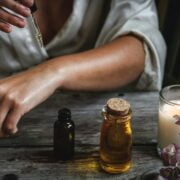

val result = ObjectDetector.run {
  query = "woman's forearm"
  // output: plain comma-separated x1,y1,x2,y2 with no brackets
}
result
0,35,145,136
48,35,145,91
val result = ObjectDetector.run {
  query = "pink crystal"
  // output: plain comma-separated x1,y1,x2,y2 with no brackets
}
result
161,144,180,166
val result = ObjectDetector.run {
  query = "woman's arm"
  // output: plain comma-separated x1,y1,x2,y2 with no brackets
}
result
0,35,144,137
50,35,145,91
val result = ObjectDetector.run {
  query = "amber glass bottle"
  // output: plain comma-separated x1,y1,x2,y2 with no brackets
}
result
54,108,75,160
100,98,132,174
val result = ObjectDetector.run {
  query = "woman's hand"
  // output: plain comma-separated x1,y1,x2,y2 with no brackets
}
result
0,62,61,137
0,0,34,32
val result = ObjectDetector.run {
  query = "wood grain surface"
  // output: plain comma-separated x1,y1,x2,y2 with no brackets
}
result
0,91,162,180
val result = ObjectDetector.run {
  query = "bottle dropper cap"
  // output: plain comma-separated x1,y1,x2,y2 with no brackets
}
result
58,108,71,121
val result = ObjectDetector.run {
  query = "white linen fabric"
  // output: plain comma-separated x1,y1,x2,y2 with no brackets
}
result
0,0,166,90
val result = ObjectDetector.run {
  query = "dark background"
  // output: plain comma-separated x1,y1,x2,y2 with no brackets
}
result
157,0,180,86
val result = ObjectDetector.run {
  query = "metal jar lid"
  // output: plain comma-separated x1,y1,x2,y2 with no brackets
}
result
106,98,130,116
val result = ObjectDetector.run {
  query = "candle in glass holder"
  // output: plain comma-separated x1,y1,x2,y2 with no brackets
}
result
158,100,180,149
158,85,180,150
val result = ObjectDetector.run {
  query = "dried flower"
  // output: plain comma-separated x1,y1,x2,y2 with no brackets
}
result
174,115,180,125
155,166,180,180
161,144,180,166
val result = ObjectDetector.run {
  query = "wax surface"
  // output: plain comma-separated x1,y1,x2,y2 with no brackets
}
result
158,100,180,149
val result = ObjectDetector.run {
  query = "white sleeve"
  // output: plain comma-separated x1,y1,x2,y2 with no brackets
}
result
95,0,166,90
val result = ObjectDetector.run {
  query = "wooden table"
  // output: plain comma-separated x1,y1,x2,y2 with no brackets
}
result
0,91,163,180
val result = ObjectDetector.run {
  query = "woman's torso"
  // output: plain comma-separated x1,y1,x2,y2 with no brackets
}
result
0,0,106,78
34,0,74,46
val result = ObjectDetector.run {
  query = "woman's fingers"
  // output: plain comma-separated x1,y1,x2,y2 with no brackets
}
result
0,95,12,134
0,8,26,29
0,0,31,17
19,0,34,8
2,108,20,136
0,0,32,32
0,91,22,137
0,20,11,32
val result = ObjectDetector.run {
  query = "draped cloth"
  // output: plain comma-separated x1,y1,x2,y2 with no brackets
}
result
0,0,166,90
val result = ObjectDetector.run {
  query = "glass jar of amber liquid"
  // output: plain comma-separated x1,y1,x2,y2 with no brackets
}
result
100,98,132,174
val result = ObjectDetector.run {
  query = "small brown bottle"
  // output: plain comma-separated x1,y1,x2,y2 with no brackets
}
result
54,108,75,160
100,98,132,173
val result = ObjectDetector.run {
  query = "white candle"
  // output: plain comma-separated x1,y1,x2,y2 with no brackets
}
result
158,100,180,149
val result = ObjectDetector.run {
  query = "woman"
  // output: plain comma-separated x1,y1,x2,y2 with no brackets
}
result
0,0,166,136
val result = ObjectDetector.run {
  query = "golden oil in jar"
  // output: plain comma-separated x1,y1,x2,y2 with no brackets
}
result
100,98,132,174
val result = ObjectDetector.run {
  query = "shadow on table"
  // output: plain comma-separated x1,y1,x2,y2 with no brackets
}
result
134,145,160,159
